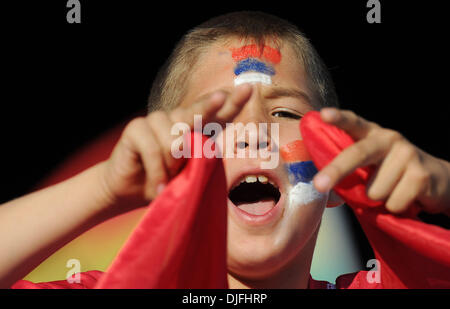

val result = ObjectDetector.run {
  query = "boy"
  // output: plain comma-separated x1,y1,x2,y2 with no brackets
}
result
1,11,449,289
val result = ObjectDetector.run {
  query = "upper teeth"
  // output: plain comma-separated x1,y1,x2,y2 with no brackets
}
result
258,175,269,183
245,175,257,183
242,175,269,184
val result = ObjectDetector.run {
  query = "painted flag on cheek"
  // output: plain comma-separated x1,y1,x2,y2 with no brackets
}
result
300,111,450,288
280,140,318,185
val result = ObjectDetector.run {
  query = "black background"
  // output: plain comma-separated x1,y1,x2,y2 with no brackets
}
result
1,1,449,262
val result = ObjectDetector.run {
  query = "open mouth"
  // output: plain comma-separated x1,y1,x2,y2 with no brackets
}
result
228,175,281,216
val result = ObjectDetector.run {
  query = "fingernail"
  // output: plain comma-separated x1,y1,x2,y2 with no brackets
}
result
212,92,226,102
156,183,166,195
315,174,331,192
322,108,338,121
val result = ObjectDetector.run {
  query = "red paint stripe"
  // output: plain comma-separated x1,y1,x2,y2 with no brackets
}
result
280,140,312,162
231,44,281,64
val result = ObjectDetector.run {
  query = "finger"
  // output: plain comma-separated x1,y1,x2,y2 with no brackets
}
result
385,162,430,214
366,141,413,201
169,90,228,126
313,129,401,192
213,83,253,124
123,118,169,197
146,111,185,177
320,108,379,140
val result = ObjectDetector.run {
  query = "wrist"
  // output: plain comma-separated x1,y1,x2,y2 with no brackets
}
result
92,161,121,213
92,161,143,217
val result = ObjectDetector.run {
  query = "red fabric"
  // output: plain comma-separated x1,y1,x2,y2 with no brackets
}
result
11,270,103,289
11,111,450,289
94,133,228,288
300,111,450,288
12,132,228,289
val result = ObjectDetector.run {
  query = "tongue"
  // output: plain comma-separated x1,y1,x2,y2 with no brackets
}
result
237,199,276,215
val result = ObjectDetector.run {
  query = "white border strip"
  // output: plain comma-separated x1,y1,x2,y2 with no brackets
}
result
234,72,272,86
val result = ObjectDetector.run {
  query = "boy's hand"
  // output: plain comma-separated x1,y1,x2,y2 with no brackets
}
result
99,84,253,209
313,108,450,216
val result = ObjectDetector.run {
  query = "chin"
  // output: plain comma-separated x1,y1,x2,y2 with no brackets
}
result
226,229,304,280
226,204,324,281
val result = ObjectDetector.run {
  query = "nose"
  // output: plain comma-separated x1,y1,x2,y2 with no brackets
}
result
231,85,273,155
236,139,270,151
229,124,273,160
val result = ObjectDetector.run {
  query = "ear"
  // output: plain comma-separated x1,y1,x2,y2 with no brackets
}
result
326,190,345,208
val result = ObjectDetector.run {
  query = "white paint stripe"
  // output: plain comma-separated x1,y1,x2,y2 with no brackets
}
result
274,182,328,247
234,72,272,86
288,181,326,207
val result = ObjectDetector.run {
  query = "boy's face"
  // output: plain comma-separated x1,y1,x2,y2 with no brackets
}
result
180,38,329,280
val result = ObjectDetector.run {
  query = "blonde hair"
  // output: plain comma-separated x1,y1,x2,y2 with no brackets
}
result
148,11,338,112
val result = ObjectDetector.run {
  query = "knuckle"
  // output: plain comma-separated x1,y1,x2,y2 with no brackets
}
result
340,110,355,123
399,142,417,161
125,117,145,133
386,200,403,214
169,107,187,123
385,195,410,214
385,199,396,212
367,120,380,129
414,167,431,185
351,143,370,163
342,109,356,118
383,129,403,144
367,186,383,201
353,114,365,128
366,187,376,200
122,118,145,141
147,110,167,124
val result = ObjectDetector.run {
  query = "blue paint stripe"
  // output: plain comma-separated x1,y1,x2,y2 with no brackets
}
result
286,161,318,184
234,58,275,76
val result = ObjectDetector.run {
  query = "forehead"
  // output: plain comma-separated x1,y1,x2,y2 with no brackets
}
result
181,38,311,105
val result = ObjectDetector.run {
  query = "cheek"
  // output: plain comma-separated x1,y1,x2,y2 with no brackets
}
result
286,182,328,228
287,182,327,211
274,184,327,247
278,121,303,147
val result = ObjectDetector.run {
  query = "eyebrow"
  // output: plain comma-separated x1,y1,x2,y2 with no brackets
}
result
194,86,314,108
263,87,312,106
195,88,233,103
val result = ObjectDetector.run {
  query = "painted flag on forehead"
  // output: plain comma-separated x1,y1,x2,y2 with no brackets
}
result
300,111,450,288
231,44,280,86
